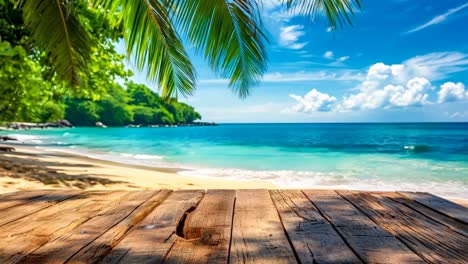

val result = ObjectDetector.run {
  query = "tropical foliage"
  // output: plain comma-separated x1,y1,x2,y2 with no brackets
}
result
65,82,201,126
1,0,360,124
15,0,361,98
0,0,200,125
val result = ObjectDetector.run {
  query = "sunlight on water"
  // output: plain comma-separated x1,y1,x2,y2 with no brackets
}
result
3,123,468,198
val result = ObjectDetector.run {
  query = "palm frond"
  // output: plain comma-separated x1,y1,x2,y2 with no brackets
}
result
172,0,268,98
284,0,361,30
20,0,92,86
93,0,195,98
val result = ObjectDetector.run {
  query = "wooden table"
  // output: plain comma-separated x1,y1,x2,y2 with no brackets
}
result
0,189,466,263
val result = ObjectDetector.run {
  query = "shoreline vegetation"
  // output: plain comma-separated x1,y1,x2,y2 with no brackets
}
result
0,121,217,130
0,81,207,129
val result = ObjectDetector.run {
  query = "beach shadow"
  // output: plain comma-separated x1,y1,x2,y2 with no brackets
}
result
0,157,127,190
2,150,95,168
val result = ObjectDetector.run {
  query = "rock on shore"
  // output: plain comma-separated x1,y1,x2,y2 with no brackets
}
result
5,120,74,129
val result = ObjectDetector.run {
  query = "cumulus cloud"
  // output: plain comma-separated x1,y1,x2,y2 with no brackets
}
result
289,89,337,113
279,25,307,49
438,82,468,103
338,77,431,111
287,52,468,114
323,51,334,59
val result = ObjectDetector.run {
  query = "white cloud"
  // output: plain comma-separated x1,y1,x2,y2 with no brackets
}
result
289,89,337,113
263,70,364,82
326,27,333,32
338,56,350,62
279,25,307,49
286,52,468,113
449,111,468,119
406,3,468,34
289,43,307,50
259,0,282,10
438,82,468,103
403,52,468,80
338,77,431,111
199,70,364,84
387,77,431,107
323,51,334,59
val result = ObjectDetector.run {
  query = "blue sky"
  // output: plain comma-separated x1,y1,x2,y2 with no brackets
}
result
125,0,468,123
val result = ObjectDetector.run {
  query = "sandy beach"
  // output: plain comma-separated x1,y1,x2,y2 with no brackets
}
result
0,144,275,193
0,143,467,207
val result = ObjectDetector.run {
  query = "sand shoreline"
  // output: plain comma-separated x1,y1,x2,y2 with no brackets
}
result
0,143,467,207
0,144,276,193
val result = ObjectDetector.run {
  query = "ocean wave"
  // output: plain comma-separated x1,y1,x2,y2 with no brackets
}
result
403,145,432,153
178,167,468,199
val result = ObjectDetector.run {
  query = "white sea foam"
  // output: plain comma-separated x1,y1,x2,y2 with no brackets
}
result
178,167,468,199
37,146,173,169
133,154,163,160
8,132,467,200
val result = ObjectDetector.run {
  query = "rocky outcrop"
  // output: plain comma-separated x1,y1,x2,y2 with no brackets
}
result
95,122,108,128
56,119,73,127
6,120,74,129
1,136,17,141
125,122,218,128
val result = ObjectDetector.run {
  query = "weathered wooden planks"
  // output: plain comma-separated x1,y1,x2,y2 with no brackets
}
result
270,190,361,264
0,190,81,227
339,190,468,263
305,190,424,263
0,191,128,264
0,190,53,210
66,189,172,263
388,192,468,237
398,191,468,224
100,190,204,264
230,189,297,264
0,189,465,263
163,190,236,264
20,190,168,264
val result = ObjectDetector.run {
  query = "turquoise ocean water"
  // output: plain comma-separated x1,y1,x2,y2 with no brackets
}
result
2,123,468,198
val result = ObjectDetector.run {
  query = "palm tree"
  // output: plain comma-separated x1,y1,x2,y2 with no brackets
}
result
19,0,360,98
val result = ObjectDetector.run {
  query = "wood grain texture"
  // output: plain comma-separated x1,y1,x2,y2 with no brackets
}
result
270,190,361,264
0,189,465,263
388,192,468,237
0,191,127,264
0,190,81,227
20,190,163,264
398,191,468,224
305,190,424,263
100,190,204,264
163,190,235,264
339,190,468,264
0,190,53,210
230,189,297,264
67,189,172,264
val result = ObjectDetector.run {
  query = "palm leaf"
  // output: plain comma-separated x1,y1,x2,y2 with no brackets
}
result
172,0,268,98
93,0,195,98
284,0,361,30
20,0,92,86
